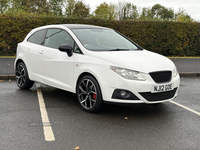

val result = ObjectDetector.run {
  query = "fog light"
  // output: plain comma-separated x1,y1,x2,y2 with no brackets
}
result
120,91,130,98
112,89,140,100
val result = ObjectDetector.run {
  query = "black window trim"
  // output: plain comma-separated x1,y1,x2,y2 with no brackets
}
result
73,43,83,55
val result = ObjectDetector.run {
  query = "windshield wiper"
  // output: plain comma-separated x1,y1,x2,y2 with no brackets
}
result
109,48,129,51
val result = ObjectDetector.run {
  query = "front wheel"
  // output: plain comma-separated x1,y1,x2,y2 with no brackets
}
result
15,62,34,89
76,75,104,113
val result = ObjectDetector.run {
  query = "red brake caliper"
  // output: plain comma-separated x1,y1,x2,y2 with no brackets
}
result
93,93,96,100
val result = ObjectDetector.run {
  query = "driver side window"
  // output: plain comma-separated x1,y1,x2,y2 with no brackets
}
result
44,28,74,49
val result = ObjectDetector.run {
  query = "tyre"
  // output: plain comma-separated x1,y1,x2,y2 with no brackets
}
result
76,75,104,113
15,62,34,89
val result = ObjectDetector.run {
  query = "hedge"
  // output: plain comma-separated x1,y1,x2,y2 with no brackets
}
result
0,14,200,56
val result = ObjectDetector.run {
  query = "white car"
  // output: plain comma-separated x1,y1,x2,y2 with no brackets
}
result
15,24,180,112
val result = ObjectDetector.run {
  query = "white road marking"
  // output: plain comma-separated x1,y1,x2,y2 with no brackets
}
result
170,101,200,116
36,84,55,141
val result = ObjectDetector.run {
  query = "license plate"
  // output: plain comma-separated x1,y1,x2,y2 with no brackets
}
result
151,83,174,93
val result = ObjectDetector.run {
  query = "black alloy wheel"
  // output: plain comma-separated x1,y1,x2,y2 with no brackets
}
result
77,75,104,113
16,62,34,89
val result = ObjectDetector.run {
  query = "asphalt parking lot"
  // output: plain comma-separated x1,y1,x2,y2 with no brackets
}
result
0,78,200,150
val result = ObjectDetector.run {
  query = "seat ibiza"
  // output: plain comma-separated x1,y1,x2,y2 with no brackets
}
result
15,24,180,112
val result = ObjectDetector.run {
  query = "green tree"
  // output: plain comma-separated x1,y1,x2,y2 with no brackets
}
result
139,7,152,20
108,3,117,20
49,0,63,16
0,0,9,13
8,0,52,15
151,4,174,20
72,1,90,18
159,7,174,20
117,1,139,20
122,2,132,20
10,0,27,10
131,5,139,20
175,8,193,22
94,2,117,20
30,0,51,14
65,0,75,17
151,4,163,18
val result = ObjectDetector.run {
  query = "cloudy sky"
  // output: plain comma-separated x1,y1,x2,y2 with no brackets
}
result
84,0,200,21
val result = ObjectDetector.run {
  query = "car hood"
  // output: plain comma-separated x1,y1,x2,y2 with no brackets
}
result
89,50,175,73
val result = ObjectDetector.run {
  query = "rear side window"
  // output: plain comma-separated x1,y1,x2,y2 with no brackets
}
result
27,29,46,45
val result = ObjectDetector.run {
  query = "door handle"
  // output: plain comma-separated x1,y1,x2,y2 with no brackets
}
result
39,50,44,54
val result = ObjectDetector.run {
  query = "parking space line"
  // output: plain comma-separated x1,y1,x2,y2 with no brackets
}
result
170,101,200,116
36,85,55,141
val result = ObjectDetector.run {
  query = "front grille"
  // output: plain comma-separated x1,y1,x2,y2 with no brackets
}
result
149,71,172,83
139,88,177,102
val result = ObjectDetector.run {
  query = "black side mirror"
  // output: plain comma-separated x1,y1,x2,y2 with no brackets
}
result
58,44,73,57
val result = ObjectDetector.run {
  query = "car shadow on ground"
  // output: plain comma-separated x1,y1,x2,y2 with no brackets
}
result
39,85,171,119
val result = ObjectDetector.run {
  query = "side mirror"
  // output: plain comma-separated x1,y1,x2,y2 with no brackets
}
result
58,44,73,57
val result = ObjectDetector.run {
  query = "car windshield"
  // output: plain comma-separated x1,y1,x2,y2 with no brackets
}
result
71,28,140,51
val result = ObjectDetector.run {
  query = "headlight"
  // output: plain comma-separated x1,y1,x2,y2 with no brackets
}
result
173,67,178,77
110,66,146,81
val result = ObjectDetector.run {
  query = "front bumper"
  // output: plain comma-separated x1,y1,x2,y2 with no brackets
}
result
98,70,180,104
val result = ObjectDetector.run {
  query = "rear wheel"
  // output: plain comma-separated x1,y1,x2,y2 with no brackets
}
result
77,75,104,113
16,62,34,89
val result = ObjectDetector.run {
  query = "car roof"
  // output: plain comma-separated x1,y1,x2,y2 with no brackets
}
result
34,24,112,30
63,24,111,30
24,24,113,42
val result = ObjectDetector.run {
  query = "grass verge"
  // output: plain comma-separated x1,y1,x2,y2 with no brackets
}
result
0,56,16,58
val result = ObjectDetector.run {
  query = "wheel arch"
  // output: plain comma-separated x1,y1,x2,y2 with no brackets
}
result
75,72,105,112
15,59,24,69
75,72,102,95
15,59,31,79
15,59,34,89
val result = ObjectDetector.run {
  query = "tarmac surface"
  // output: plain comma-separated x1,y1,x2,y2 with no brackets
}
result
0,58,200,149
1,78,200,149
0,58,200,80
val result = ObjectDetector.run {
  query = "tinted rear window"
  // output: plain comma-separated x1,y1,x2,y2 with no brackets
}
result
27,29,46,45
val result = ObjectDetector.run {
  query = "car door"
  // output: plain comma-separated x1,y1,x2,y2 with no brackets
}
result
38,28,76,92
26,29,46,81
